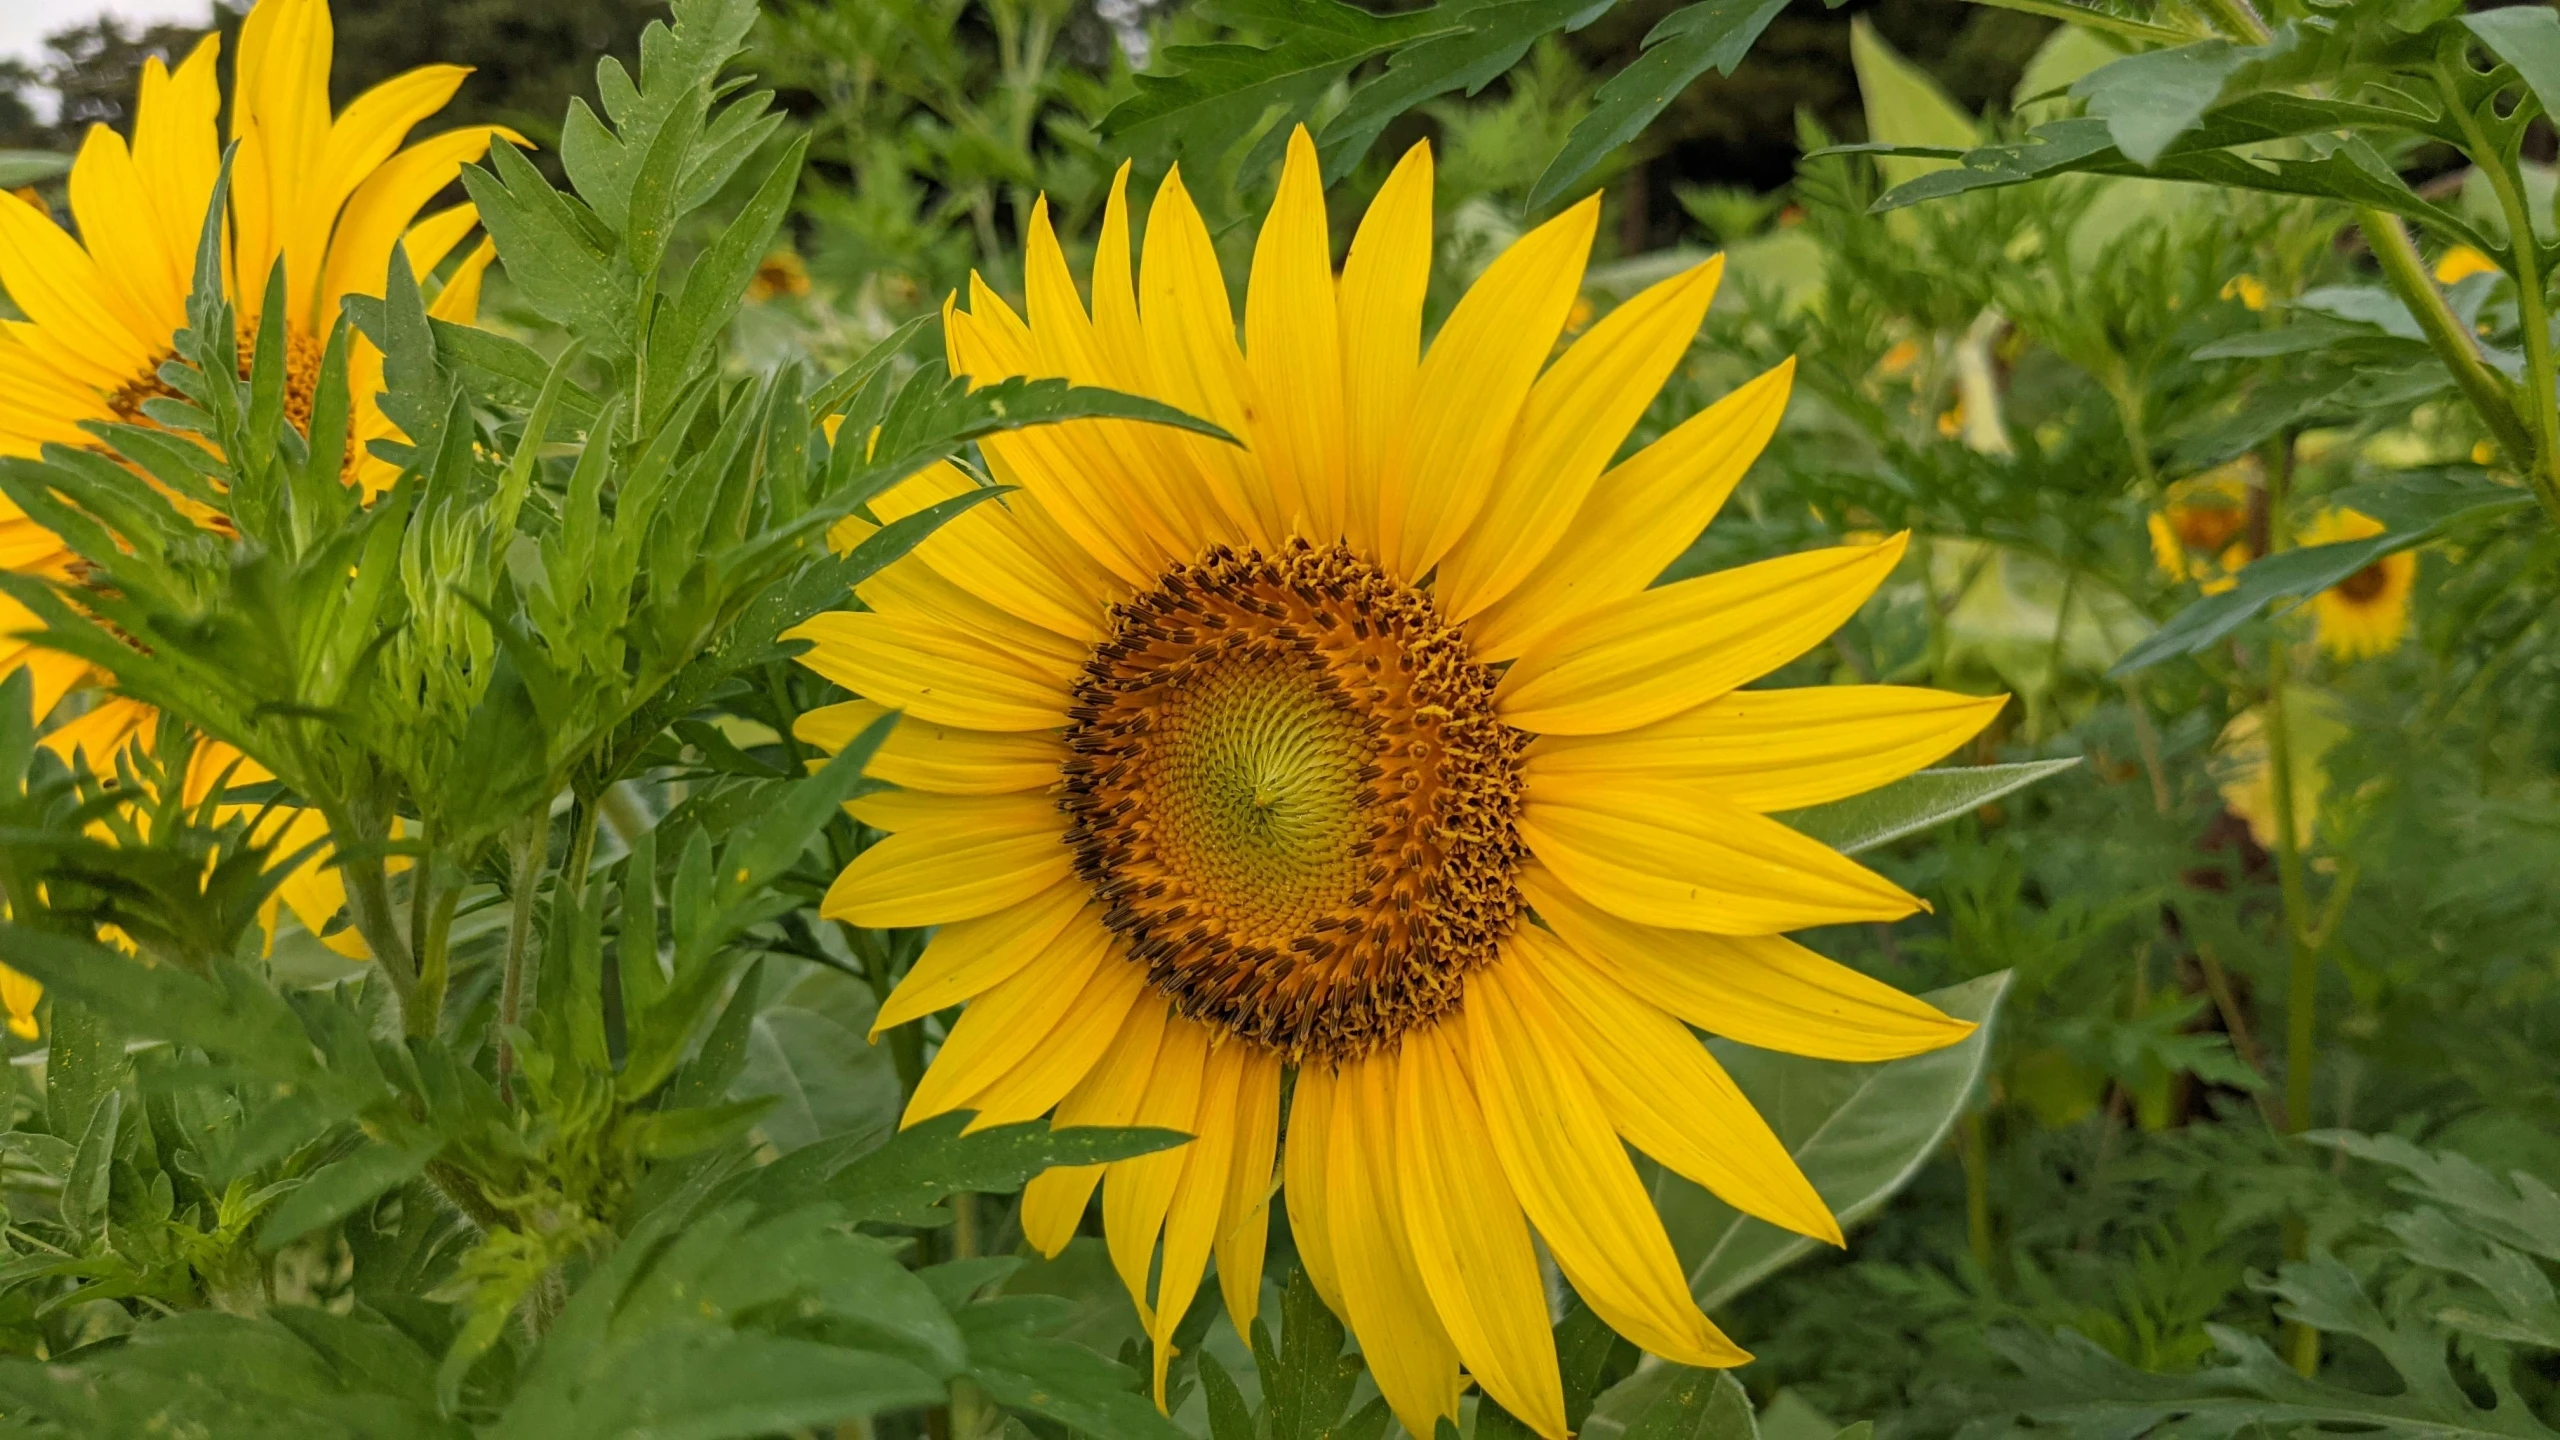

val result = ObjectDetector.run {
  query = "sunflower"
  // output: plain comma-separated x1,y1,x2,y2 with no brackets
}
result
0,0,511,976
2148,463,2256,594
790,130,1994,1440
2302,508,2414,660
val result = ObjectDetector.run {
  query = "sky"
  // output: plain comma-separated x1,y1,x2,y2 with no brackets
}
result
3,0,216,108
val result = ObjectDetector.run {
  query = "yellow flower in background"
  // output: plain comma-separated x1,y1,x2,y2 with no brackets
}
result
2303,508,2414,660
0,963,39,1040
746,248,811,303
789,128,1993,1440
2435,245,2499,284
2220,274,2267,310
2150,464,2255,594
2217,686,2347,851
0,0,514,958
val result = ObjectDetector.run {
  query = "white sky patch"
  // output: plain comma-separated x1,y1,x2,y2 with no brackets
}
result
3,0,218,122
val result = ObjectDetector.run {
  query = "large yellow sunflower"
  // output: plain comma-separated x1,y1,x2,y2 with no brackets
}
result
2302,507,2414,661
0,0,509,972
790,130,1996,1439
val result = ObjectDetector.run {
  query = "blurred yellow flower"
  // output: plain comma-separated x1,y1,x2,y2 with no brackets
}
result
2303,508,2414,660
2150,464,2255,593
2220,274,2267,310
0,963,39,1040
2217,687,2346,851
745,248,811,302
2435,246,2498,284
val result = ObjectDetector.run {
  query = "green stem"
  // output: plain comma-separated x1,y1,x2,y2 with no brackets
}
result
2198,0,2269,43
408,865,460,1042
2357,208,2545,508
495,813,547,1096
563,795,605,911
2438,68,2560,522
322,793,415,1013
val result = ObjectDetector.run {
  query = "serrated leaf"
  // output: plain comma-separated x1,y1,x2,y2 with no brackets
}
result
1783,761,2079,856
2466,8,2560,132
2070,40,2254,167
1319,0,1600,185
1584,1367,1757,1440
823,1115,1192,1227
967,1311,1191,1440
1532,0,1788,210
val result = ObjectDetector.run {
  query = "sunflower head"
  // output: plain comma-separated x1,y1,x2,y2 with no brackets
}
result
2304,507,2414,660
2151,463,2256,591
791,127,1999,1440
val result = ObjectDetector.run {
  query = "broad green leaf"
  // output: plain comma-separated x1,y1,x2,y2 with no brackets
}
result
1647,972,2011,1313
1257,1266,1364,1440
44,995,123,1145
966,1309,1192,1440
823,1114,1192,1226
735,992,901,1157
2109,486,2529,676
59,1088,121,1242
1584,1366,1758,1440
2070,40,2252,166
1532,0,1790,211
1784,760,2079,856
1850,18,1978,192
1319,0,1598,186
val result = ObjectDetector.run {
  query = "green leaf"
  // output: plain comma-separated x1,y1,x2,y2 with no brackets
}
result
0,151,69,189
2070,40,2253,167
1646,972,2011,1314
2109,488,2528,677
1199,1349,1257,1440
1850,17,1978,191
1319,0,1599,186
59,1088,121,1242
1100,0,1452,198
1783,760,2079,856
558,0,760,231
1532,0,1789,210
2465,8,2560,132
258,1134,445,1251
966,1312,1191,1440
715,708,895,905
822,1115,1192,1226
1584,1367,1758,1440
1258,1267,1364,1440
735,988,901,1157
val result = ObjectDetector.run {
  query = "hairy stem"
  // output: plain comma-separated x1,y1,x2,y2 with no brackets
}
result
2357,209,2546,511
2439,68,2560,523
495,812,548,1097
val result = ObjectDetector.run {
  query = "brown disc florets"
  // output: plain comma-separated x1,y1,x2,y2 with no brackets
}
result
1059,539,1527,1061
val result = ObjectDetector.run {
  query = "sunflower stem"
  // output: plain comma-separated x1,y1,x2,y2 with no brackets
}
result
2356,208,2548,517
2438,67,2560,523
495,811,548,1099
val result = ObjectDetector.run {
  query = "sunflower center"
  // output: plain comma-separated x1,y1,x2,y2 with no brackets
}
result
1060,540,1527,1060
2334,562,2387,603
108,329,330,440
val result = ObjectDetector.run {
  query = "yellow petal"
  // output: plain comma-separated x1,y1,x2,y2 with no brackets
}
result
958,948,1150,1132
232,0,335,313
844,788,1053,835
401,202,482,279
1398,1024,1567,1440
795,700,1064,797
308,65,472,307
1104,1017,1210,1331
1472,360,1795,662
67,126,186,354
1520,783,1920,934
1336,140,1432,560
0,963,41,1040
1023,997,1171,1256
1497,535,1909,736
1139,166,1282,548
872,877,1088,1035
128,41,223,309
1327,1051,1464,1438
1437,256,1724,623
1378,195,1599,583
1525,685,2003,811
425,237,497,323
1523,864,1975,1062
1462,959,1749,1369
1150,1041,1247,1405
1282,1062,1347,1314
0,190,155,377
903,907,1113,1125
1514,927,1839,1245
872,461,1116,643
820,802,1071,929
1246,127,1348,541
1215,1049,1282,1334
787,610,1073,733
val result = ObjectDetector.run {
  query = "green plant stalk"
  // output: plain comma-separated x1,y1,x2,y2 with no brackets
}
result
495,813,547,1095
2198,0,2269,44
2356,209,2548,515
408,869,461,1041
323,792,416,1014
2439,75,2560,521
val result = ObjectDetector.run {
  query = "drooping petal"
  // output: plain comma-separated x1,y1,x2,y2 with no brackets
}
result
1436,255,1724,623
1471,360,1795,662
871,877,1088,1035
1282,1062,1347,1314
1376,195,1599,584
1398,1023,1567,1440
1214,1048,1282,1333
1326,1051,1464,1439
1496,535,1909,736
1335,140,1431,560
902,906,1113,1124
1246,127,1348,542
1103,1017,1211,1330
1461,958,1749,1369
1524,685,2003,811
1523,864,1975,1061
1022,997,1170,1256
787,610,1075,733
1520,782,1920,934
1149,1040,1247,1404
1513,926,1840,1245
955,950,1150,1131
